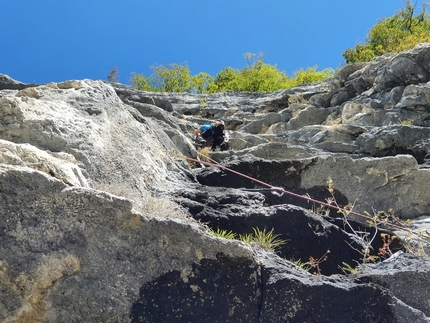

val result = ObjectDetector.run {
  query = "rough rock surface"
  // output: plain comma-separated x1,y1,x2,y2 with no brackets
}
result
1,43,430,322
357,252,430,317
195,153,430,219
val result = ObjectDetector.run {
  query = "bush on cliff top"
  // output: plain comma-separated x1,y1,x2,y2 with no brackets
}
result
130,53,334,94
124,1,429,93
343,0,430,63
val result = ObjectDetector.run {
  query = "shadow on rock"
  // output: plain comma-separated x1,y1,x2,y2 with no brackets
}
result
130,253,261,323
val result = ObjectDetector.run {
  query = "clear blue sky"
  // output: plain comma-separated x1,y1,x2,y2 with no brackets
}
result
0,0,426,85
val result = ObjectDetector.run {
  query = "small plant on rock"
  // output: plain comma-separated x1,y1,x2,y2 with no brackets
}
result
107,66,120,83
196,97,209,117
208,226,286,253
378,233,396,258
288,94,308,105
238,233,254,244
198,147,212,162
209,228,237,240
250,227,287,252
293,259,312,272
339,262,358,275
291,250,330,275
307,250,330,275
403,229,430,256
400,119,413,125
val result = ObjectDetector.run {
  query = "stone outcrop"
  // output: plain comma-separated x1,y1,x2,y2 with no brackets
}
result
1,43,430,322
195,153,430,219
0,164,254,322
0,74,33,91
356,252,430,318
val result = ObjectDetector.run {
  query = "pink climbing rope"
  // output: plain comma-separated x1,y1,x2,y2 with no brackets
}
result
185,156,430,241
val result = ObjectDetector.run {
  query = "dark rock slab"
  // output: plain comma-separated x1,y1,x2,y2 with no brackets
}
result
356,252,430,317
130,253,261,323
0,74,36,90
173,184,401,276
259,253,429,323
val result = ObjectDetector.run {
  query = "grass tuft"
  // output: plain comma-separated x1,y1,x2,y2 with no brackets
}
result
209,228,237,240
248,227,287,252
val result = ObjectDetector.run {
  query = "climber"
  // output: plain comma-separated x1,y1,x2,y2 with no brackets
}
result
195,120,229,151
194,123,212,146
194,123,212,137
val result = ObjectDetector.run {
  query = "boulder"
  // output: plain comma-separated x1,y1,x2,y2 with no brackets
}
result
176,189,378,276
227,131,270,150
220,142,324,160
112,83,173,112
373,44,430,92
285,105,335,131
396,83,430,112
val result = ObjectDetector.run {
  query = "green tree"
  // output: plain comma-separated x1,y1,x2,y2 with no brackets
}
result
150,63,192,92
284,66,335,88
206,53,333,93
207,53,289,93
130,73,154,91
131,54,334,93
207,66,241,93
343,1,430,63
342,44,377,64
131,62,192,92
191,72,215,94
239,53,289,92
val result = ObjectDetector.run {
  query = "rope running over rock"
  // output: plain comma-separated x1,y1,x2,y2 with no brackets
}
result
185,156,430,241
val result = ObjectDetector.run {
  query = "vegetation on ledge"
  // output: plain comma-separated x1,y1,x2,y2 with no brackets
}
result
107,1,430,93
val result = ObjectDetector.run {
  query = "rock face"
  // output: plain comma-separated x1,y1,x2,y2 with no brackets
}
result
1,43,430,322
0,164,254,322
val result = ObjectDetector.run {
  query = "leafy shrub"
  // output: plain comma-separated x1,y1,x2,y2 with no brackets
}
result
152,63,193,92
206,66,240,93
130,73,154,91
131,62,193,92
191,72,215,94
207,53,333,93
130,53,334,94
284,66,335,88
343,1,430,63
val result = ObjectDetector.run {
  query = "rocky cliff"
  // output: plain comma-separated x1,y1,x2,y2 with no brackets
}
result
1,44,430,322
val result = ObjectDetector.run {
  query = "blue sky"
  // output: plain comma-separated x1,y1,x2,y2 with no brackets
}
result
1,0,426,85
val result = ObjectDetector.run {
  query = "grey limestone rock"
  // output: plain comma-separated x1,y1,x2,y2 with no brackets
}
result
356,252,430,317
0,163,256,323
259,252,429,323
2,44,430,322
